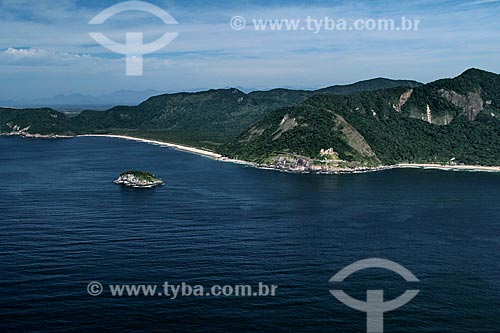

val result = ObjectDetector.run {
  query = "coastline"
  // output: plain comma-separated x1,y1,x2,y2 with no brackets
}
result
78,134,224,159
396,163,500,173
78,134,500,174
78,134,260,168
0,132,74,139
3,133,500,174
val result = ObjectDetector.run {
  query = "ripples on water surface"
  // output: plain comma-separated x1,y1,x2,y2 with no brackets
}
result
0,136,499,332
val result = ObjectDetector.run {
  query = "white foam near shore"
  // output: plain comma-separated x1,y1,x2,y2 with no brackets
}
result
396,163,500,173
75,135,500,174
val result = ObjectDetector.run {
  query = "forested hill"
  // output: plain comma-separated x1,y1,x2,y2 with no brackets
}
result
1,69,499,166
223,68,500,166
0,78,421,148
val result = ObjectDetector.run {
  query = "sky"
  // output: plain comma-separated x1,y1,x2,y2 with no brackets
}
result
0,0,499,100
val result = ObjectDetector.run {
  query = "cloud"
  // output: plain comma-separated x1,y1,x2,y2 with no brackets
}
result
0,47,93,66
0,0,498,100
468,0,500,5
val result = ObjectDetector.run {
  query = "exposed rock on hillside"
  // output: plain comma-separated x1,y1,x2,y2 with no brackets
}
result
393,89,413,112
439,89,484,121
272,114,298,140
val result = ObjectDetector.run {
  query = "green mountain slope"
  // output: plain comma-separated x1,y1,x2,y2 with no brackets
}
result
0,78,420,149
69,88,309,148
0,108,71,135
224,69,500,167
401,68,500,124
1,69,498,167
317,78,421,95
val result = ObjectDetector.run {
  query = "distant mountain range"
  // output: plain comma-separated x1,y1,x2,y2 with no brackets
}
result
0,81,422,110
1,69,499,167
0,90,165,109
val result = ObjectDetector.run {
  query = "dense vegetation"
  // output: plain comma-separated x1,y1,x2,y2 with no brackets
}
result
316,78,421,95
308,94,500,165
121,171,162,182
0,108,71,135
224,69,500,166
0,78,421,150
1,69,499,166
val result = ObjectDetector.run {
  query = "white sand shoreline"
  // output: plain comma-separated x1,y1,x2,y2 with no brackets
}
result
6,133,499,174
79,134,260,168
78,134,500,174
78,134,224,159
396,163,500,173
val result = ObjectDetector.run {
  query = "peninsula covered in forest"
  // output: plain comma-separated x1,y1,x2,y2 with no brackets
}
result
1,68,499,173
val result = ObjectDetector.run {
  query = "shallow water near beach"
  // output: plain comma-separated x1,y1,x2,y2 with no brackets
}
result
1,136,500,332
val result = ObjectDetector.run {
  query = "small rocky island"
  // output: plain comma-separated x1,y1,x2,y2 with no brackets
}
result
113,171,165,188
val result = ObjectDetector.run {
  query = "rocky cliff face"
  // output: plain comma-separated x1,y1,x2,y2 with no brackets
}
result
272,114,298,140
270,155,387,173
333,114,380,162
393,89,414,112
438,89,484,121
400,68,500,125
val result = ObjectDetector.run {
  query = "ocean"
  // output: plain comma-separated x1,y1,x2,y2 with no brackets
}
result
1,136,499,332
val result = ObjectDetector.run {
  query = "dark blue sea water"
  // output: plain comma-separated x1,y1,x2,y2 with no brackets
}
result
1,136,499,332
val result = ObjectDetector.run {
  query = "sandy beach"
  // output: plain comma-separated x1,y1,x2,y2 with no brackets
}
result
76,134,500,174
78,134,223,159
396,163,500,173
